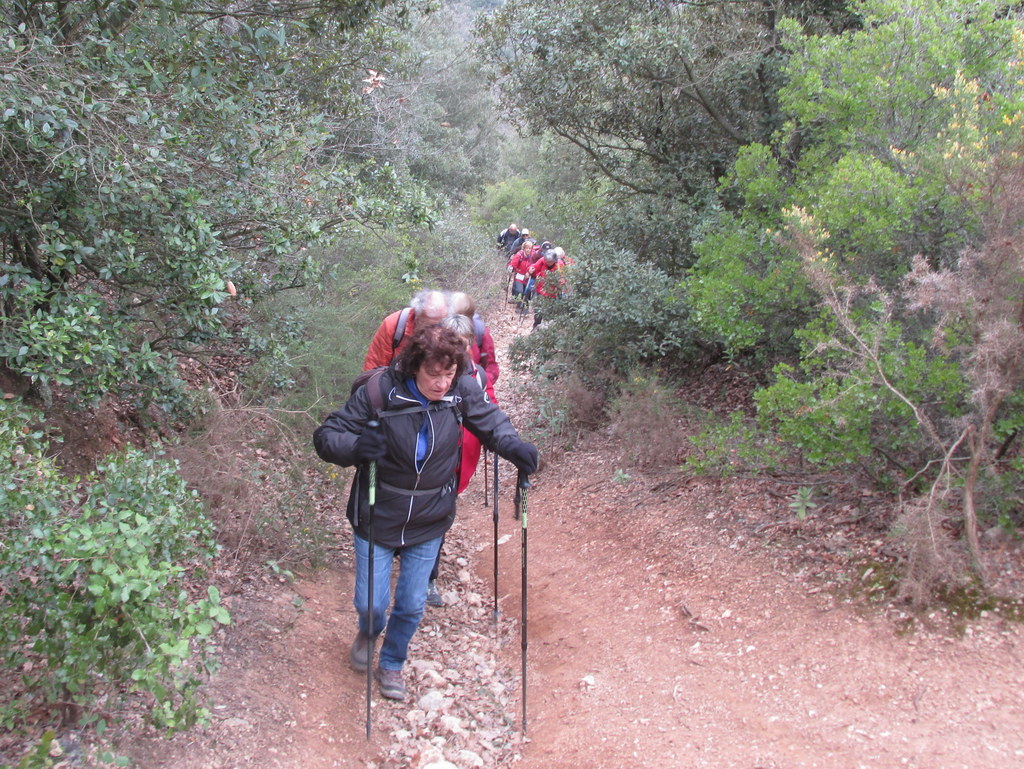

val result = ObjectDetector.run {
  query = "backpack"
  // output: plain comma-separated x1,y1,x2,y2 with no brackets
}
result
391,307,412,351
472,314,488,369
350,366,389,414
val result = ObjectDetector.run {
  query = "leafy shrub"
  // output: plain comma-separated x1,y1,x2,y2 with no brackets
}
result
682,410,789,477
513,247,698,392
750,297,971,489
687,214,815,360
0,400,227,734
467,177,542,234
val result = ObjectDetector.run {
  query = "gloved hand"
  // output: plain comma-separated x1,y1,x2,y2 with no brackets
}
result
505,439,539,475
354,424,387,462
507,264,514,274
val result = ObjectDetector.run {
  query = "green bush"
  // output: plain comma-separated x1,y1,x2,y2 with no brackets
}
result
467,177,542,234
0,400,227,735
512,247,698,393
687,214,815,360
753,307,970,487
682,410,789,477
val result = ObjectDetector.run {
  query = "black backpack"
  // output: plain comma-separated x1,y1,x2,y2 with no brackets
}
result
350,366,389,415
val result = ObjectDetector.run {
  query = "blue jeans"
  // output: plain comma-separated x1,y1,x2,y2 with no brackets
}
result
352,533,443,671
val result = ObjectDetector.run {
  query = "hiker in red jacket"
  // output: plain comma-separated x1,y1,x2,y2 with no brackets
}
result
362,289,448,370
508,240,536,309
449,292,499,387
528,247,568,327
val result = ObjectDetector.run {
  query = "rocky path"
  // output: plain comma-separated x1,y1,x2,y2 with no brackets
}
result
123,306,1024,769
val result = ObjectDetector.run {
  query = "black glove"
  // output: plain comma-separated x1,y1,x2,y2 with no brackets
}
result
505,439,539,475
354,424,387,462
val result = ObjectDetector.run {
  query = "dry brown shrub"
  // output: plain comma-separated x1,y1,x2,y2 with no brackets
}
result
892,497,966,607
169,403,332,573
564,372,606,430
608,373,685,470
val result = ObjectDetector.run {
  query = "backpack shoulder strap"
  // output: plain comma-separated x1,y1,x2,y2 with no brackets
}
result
392,307,412,351
367,367,386,414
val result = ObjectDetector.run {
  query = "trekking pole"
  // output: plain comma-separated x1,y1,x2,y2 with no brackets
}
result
514,469,532,734
504,269,513,308
482,448,489,507
365,420,379,741
491,450,500,624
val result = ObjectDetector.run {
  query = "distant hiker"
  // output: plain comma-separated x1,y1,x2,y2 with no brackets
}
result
423,313,500,608
449,291,499,387
528,246,568,327
508,239,537,309
362,289,448,370
497,223,520,257
508,227,531,258
313,325,538,701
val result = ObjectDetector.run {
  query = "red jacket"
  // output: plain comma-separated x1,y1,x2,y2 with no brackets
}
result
509,249,534,282
529,258,566,298
470,324,499,386
458,362,498,493
362,308,417,370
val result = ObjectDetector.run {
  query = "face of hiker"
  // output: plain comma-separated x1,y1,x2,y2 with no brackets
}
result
415,361,458,401
421,299,447,326
415,292,448,325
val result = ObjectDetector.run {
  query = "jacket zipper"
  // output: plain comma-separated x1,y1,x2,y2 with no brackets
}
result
399,407,436,545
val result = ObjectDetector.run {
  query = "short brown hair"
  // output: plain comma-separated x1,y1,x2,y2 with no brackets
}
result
449,291,476,319
395,324,467,380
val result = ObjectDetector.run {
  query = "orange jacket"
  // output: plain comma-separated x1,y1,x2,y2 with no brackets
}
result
362,308,418,370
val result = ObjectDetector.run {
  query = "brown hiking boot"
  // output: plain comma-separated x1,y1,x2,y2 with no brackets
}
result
350,631,373,672
376,666,407,700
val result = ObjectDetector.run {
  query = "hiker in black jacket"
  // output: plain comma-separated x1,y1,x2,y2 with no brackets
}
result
313,324,538,701
496,222,520,257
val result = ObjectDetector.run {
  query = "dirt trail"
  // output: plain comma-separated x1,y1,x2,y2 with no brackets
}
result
124,306,1024,769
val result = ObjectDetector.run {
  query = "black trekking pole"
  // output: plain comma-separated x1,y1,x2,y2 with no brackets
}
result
482,448,489,507
365,420,379,741
514,469,531,734
491,450,500,624
504,269,513,309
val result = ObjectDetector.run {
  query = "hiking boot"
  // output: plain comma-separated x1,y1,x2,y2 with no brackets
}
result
376,666,407,701
425,579,444,608
350,631,373,672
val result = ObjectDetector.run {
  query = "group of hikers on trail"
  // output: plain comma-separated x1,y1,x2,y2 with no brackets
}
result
313,288,538,705
497,222,571,327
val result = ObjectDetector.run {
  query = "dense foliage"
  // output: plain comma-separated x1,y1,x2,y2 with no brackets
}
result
478,0,1024,591
0,399,226,735
476,0,858,270
0,0,433,413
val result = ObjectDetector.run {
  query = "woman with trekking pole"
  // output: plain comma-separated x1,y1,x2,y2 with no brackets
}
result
313,324,538,713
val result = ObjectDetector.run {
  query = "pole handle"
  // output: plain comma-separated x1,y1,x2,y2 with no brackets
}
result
366,419,380,505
